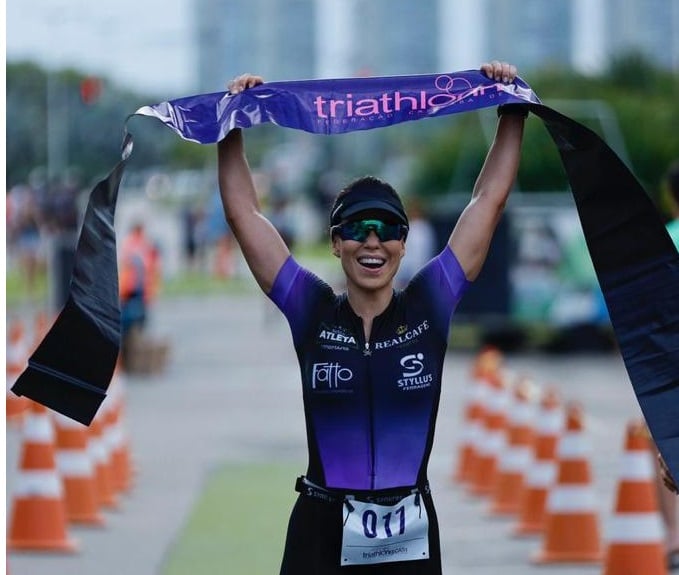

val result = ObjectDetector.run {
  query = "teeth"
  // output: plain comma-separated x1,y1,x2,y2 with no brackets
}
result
359,257,384,266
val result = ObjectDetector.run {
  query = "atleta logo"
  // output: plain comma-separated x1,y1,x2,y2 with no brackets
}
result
398,353,432,390
312,362,354,390
374,320,429,350
318,324,358,348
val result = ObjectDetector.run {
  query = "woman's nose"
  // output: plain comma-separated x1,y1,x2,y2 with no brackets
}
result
364,230,381,245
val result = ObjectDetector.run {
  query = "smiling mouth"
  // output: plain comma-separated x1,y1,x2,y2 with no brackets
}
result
358,256,385,270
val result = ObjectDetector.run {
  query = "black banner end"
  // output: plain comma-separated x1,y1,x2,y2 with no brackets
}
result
11,368,106,426
11,297,119,426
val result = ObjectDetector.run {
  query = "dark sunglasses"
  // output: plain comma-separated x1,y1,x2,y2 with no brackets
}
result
331,219,408,242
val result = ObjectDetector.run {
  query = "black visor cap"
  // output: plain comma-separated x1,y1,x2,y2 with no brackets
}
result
330,193,408,227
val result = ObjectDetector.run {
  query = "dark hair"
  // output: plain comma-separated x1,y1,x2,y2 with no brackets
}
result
337,176,400,203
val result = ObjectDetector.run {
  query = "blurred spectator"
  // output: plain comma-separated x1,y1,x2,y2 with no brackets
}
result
395,197,435,287
268,194,297,251
119,222,166,374
199,190,235,279
181,203,204,272
42,170,82,234
7,183,45,296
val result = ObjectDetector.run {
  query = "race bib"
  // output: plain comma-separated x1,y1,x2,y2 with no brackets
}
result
340,492,429,566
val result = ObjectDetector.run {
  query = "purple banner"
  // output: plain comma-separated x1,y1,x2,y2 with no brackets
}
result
135,70,539,143
15,69,679,492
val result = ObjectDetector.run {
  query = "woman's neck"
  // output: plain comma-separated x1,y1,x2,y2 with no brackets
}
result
346,284,393,339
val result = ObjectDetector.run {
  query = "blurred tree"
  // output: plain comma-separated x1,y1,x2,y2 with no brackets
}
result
406,52,679,206
6,62,213,188
6,54,678,210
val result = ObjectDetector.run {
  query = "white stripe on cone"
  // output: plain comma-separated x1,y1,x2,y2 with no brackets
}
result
535,410,563,434
15,470,62,497
499,446,532,471
89,434,108,464
482,429,506,454
56,449,95,477
23,413,55,443
606,513,665,543
547,486,598,512
557,432,591,458
509,402,535,425
525,461,557,487
617,451,655,480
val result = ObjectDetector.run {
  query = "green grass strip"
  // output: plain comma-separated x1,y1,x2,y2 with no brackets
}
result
162,463,299,575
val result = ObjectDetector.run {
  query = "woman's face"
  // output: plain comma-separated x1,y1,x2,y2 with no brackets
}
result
332,228,405,294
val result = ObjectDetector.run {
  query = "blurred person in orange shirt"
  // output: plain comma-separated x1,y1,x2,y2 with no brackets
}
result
119,222,161,371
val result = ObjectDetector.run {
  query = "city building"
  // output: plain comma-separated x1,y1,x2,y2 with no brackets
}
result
194,0,679,93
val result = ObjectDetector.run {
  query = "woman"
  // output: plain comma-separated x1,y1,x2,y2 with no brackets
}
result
218,61,526,574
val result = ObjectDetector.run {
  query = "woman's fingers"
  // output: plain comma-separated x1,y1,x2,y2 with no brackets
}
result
228,73,264,94
480,61,518,83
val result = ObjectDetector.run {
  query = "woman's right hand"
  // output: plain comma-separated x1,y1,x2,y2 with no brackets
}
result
228,73,264,94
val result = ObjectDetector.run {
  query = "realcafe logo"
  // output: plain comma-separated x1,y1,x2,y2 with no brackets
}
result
374,320,429,350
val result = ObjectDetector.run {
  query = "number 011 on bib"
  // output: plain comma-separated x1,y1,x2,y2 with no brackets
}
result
340,492,429,566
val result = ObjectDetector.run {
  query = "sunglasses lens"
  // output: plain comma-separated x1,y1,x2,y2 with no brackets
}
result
339,220,403,242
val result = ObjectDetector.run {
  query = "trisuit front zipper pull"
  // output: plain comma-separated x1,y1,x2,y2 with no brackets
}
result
363,342,371,357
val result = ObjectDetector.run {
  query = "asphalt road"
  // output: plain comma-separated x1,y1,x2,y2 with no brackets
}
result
6,290,643,575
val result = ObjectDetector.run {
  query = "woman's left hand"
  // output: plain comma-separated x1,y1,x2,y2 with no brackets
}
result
480,61,518,84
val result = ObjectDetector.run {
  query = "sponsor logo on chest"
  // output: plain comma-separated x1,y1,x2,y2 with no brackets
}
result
311,362,354,393
317,324,358,350
397,353,433,391
373,320,430,350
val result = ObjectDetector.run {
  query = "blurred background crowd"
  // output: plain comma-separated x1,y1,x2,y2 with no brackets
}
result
6,0,679,355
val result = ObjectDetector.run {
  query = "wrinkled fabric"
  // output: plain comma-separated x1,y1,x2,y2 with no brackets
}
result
14,73,678,487
135,71,539,141
11,136,132,425
532,105,679,484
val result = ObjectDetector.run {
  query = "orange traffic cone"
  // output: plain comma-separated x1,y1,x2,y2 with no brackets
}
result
53,412,106,525
533,401,602,564
512,387,563,536
602,420,667,575
488,376,538,516
454,380,485,485
473,346,503,378
106,372,135,493
6,319,30,423
467,369,511,497
7,402,78,552
453,348,502,484
89,411,120,509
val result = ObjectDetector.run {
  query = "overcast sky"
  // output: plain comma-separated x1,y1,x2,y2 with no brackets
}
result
6,0,196,98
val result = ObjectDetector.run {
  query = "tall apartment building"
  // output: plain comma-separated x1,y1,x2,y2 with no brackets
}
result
194,0,317,92
194,0,678,92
